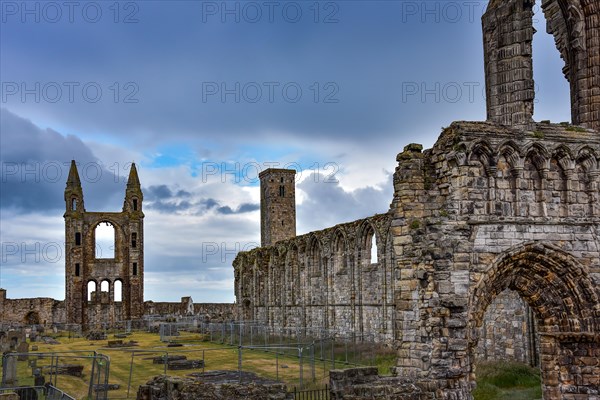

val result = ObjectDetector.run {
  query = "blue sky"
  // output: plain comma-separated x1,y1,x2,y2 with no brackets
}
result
0,0,571,302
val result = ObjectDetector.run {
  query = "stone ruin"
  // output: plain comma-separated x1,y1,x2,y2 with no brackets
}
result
0,0,598,398
0,330,27,354
136,372,290,400
233,0,600,398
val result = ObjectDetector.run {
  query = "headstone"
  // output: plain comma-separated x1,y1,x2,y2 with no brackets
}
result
3,354,17,386
17,341,29,360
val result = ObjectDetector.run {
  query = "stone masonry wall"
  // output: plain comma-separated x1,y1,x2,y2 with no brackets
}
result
0,292,66,327
475,289,537,365
144,301,236,321
0,289,234,328
137,375,290,400
388,121,600,399
483,0,600,131
234,213,396,342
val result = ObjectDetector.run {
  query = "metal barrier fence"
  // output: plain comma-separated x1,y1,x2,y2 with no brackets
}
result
1,352,109,400
158,321,382,367
292,385,330,400
0,385,76,400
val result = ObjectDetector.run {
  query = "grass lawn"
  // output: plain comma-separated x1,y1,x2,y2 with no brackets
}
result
473,361,543,400
4,332,540,400
3,330,363,399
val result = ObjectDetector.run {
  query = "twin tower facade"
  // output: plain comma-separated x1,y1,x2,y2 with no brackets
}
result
64,161,144,328
63,162,292,328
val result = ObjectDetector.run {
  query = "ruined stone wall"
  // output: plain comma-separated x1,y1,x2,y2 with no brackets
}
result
483,0,535,126
193,303,236,321
0,291,65,326
330,368,423,400
64,161,144,330
542,0,600,131
475,290,537,365
137,374,290,400
0,290,233,328
234,214,396,342
483,0,600,131
388,121,600,398
144,301,236,321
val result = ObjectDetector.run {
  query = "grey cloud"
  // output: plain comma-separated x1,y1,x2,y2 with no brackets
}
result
146,185,173,200
297,172,394,233
217,203,259,215
144,187,258,216
0,108,124,214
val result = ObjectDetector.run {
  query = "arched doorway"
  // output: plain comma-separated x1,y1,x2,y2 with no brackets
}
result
468,243,600,398
24,311,40,325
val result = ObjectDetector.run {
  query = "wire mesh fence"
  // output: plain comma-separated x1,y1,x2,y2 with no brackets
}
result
159,320,385,368
1,320,393,399
1,351,110,400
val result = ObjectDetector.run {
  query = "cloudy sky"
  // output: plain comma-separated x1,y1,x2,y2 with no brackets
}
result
0,1,571,302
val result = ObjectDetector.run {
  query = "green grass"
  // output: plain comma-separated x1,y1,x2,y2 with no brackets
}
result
473,361,543,400
3,331,383,398
6,333,540,399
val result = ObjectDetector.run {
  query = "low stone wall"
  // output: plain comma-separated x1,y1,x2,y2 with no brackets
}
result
0,292,66,326
136,375,291,400
0,288,235,329
329,368,425,400
144,302,236,321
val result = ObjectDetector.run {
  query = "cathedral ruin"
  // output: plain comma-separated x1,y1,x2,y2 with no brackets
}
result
234,0,600,398
63,160,145,328
0,0,598,398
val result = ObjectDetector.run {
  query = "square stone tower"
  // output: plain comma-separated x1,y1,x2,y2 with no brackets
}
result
259,168,296,247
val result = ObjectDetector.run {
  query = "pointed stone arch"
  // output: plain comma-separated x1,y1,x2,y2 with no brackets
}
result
468,242,600,398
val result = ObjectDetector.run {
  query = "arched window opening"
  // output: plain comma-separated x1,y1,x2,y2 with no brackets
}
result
279,185,285,197
310,241,321,276
548,157,569,217
370,234,378,264
100,280,110,292
131,232,137,248
133,262,138,276
532,4,570,122
333,234,346,275
114,280,123,302
95,222,115,259
71,198,77,211
87,281,96,302
133,198,138,211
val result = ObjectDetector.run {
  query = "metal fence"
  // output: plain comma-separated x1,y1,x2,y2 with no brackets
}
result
1,351,109,400
158,320,383,367
292,385,330,400
0,385,76,400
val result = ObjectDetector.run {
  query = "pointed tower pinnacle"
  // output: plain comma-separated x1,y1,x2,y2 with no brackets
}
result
65,160,84,214
66,160,81,187
124,163,143,212
127,163,141,189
